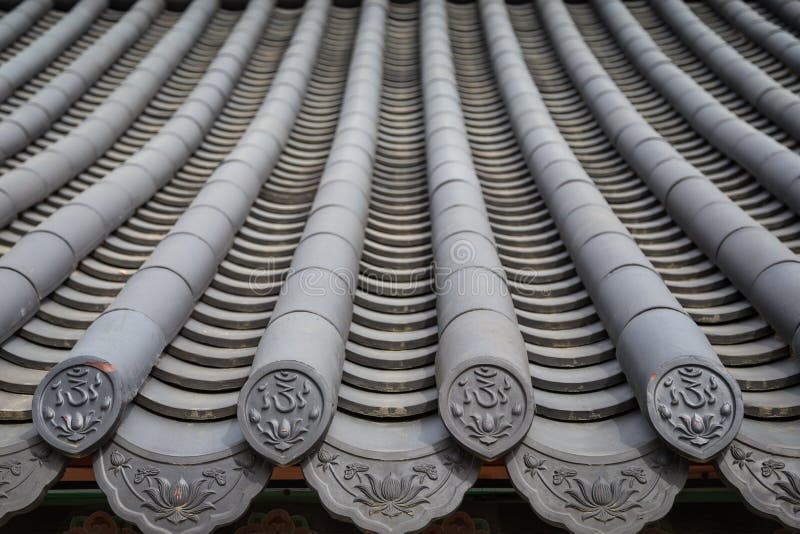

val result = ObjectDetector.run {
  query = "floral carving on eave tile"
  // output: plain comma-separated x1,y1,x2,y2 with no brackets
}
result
727,444,800,514
106,449,256,526
313,448,466,520
518,451,679,526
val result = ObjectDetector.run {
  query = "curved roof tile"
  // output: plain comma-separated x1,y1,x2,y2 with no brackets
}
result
0,0,799,532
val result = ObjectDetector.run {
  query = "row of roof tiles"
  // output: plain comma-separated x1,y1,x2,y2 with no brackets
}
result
0,0,799,532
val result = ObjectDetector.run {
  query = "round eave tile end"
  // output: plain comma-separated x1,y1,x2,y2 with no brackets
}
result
32,358,122,458
647,360,743,462
440,362,534,461
238,363,332,466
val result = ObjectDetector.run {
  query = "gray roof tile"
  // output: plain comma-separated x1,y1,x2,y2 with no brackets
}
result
1,0,800,532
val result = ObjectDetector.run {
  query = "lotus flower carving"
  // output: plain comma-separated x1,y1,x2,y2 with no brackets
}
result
447,366,526,450
100,448,259,529
463,412,513,445
311,447,469,525
725,444,800,516
258,417,309,451
316,449,339,473
655,366,735,452
564,477,641,523
674,413,724,446
39,366,114,446
107,449,131,475
523,454,545,475
244,371,323,455
353,472,430,518
141,476,216,524
512,452,670,527
43,408,102,442
774,471,800,512
730,444,754,469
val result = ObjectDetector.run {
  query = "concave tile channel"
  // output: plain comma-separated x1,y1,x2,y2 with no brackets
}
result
0,4,62,67
3,2,800,533
0,0,55,52
0,6,122,119
0,4,242,423
448,3,689,532
693,0,800,91
0,4,241,526
301,4,481,534
0,0,109,111
546,1,800,529
450,1,633,429
633,0,799,151
0,8,179,247
338,1,437,422
559,0,800,421
88,2,339,532
144,4,351,424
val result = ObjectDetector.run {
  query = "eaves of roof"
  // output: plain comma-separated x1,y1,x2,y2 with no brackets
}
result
0,0,798,532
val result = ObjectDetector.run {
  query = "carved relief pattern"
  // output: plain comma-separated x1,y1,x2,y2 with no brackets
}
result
96,444,271,534
243,371,323,455
653,366,734,451
508,445,686,534
0,443,65,524
447,366,525,449
39,366,114,446
0,446,53,500
718,441,800,528
305,444,480,533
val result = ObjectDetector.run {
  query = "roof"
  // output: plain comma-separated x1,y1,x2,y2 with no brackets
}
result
0,0,798,532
